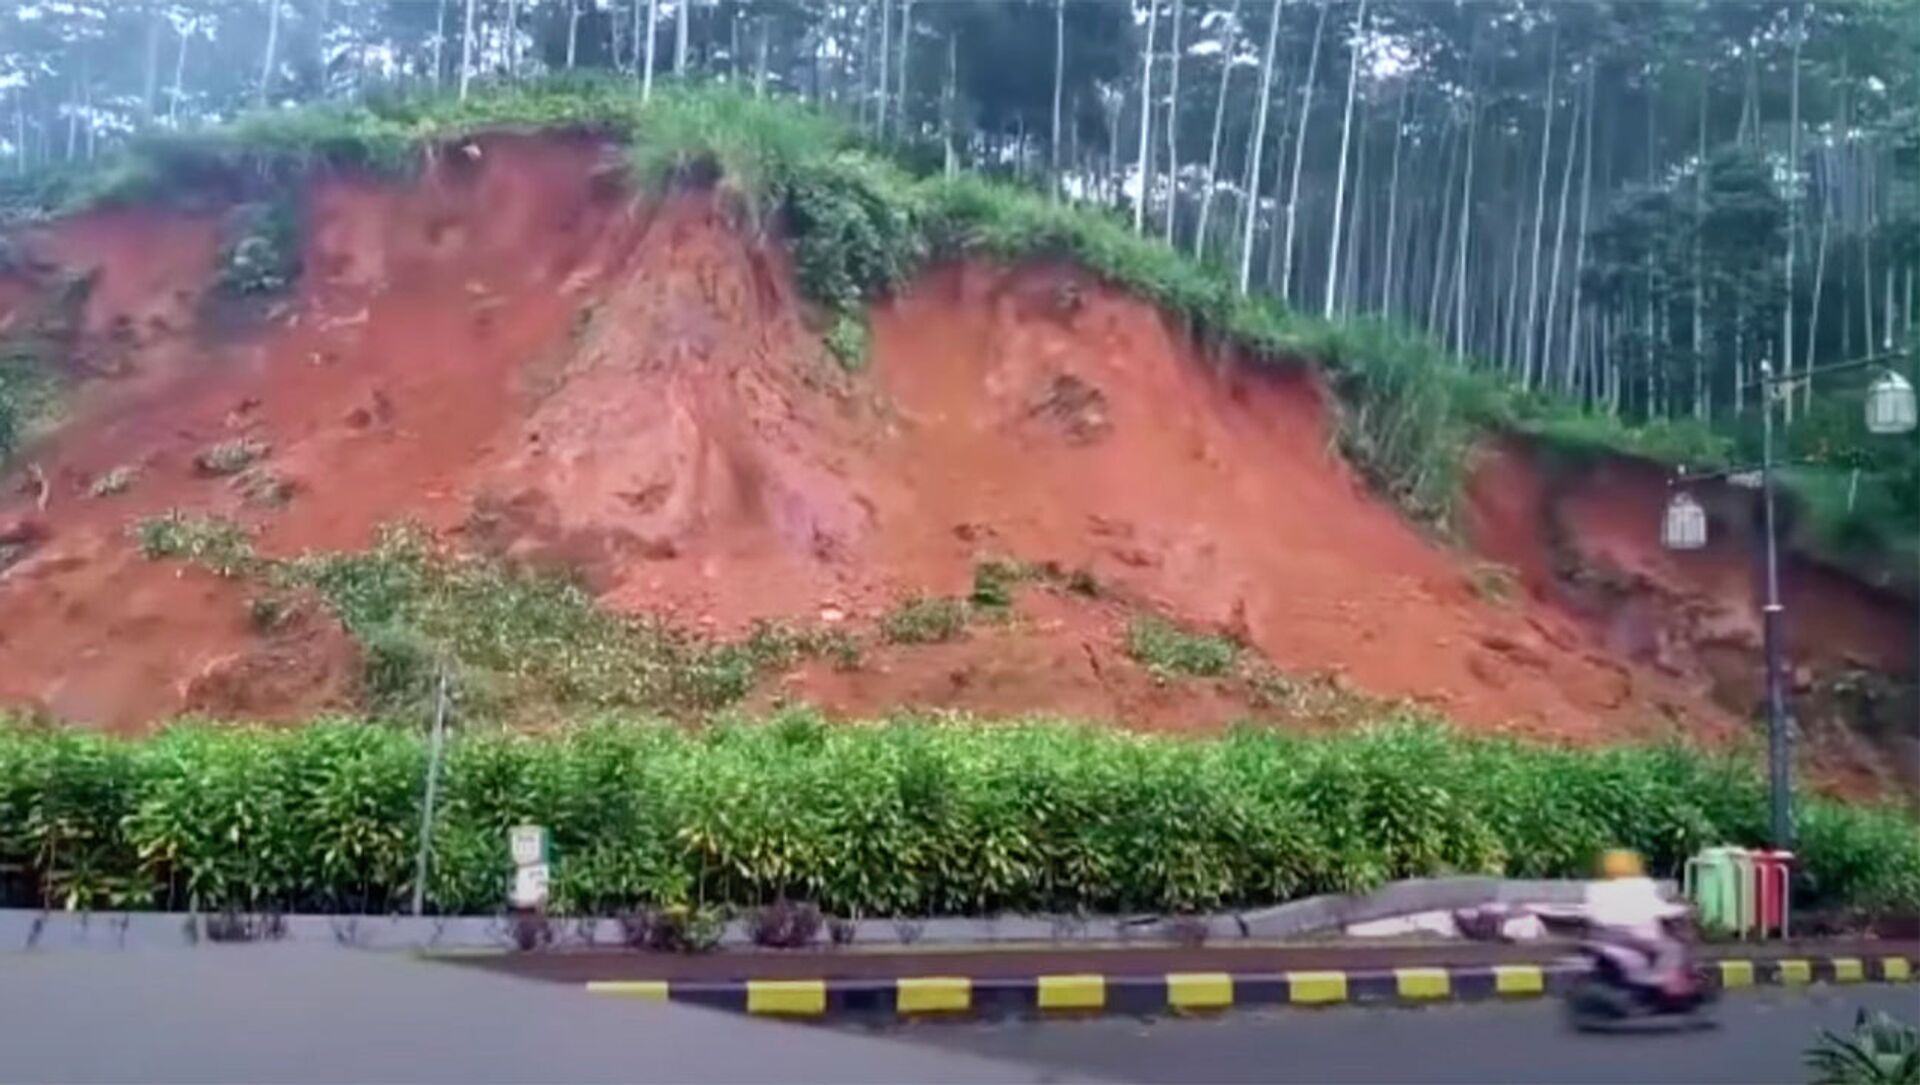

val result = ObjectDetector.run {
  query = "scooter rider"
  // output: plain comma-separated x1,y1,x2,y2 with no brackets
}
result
1585,848,1689,995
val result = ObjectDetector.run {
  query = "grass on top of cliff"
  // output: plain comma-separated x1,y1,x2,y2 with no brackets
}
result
0,79,1736,531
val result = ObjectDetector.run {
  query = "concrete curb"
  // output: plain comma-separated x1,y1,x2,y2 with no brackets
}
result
582,954,1918,1020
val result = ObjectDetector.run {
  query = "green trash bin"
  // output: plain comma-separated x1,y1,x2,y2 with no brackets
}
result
1684,846,1754,937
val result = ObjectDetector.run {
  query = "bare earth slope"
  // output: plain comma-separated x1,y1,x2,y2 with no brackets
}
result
0,136,1908,787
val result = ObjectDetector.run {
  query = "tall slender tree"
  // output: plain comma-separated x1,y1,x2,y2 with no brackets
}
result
1238,0,1283,294
1323,0,1369,319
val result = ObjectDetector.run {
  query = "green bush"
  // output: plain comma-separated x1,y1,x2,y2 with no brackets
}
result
881,595,968,644
1,717,1913,917
1127,616,1239,679
132,512,259,577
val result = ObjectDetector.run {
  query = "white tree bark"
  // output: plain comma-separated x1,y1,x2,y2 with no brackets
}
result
676,0,690,76
1133,0,1158,229
170,18,192,125
898,0,913,130
879,0,893,137
943,32,958,177
1053,0,1068,190
566,0,581,68
1163,0,1183,244
505,0,519,79
1192,0,1242,260
1282,1,1331,301
459,0,477,100
1322,0,1368,318
260,0,283,107
1542,70,1581,388
1237,0,1284,295
1565,67,1595,396
1452,72,1478,357
644,0,659,99
1782,9,1802,418
432,0,446,88
1380,85,1408,313
1520,27,1558,390
1693,77,1706,417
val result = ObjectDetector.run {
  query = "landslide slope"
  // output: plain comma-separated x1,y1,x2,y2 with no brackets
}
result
0,103,1908,790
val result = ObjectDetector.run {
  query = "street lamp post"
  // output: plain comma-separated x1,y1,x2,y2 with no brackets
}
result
1663,351,1916,850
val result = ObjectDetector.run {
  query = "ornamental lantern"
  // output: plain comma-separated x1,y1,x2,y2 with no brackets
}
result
1662,491,1708,551
1865,370,1917,435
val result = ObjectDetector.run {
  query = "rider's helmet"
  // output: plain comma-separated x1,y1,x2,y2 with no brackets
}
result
1600,848,1645,879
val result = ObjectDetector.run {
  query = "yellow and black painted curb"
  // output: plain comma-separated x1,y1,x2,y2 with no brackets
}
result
584,953,1917,1019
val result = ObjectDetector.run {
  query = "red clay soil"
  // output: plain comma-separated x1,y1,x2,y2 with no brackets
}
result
0,134,1906,776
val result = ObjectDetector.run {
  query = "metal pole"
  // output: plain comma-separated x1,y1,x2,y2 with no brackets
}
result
1758,361,1792,849
411,667,451,917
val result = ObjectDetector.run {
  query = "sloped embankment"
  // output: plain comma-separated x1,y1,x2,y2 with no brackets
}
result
0,132,1907,776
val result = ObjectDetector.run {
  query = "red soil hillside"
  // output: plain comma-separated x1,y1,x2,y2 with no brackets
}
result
0,134,1909,785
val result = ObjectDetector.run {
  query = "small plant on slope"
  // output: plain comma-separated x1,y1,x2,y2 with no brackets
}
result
1127,616,1239,679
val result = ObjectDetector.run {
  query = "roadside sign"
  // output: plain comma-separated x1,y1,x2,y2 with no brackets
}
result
509,825,548,867
511,863,551,909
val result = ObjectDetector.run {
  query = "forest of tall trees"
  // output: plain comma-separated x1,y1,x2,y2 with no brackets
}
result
2,0,1915,434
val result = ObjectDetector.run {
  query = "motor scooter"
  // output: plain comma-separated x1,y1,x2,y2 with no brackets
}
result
1563,913,1717,1031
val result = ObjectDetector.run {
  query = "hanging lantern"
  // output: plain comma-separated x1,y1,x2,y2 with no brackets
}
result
1662,492,1708,551
1865,370,1917,435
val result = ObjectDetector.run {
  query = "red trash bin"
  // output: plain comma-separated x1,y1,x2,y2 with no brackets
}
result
1751,849,1794,937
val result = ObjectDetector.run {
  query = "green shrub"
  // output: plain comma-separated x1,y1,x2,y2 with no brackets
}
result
194,437,270,476
882,595,968,644
1,717,1913,917
216,199,303,297
1127,616,1239,679
88,465,138,498
1806,1009,1920,1085
133,512,258,577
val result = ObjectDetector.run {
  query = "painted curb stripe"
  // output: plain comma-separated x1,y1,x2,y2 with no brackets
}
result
1493,964,1546,997
1166,972,1234,1011
585,980,668,1000
581,954,1920,1017
747,979,826,1016
1395,967,1451,1001
1036,974,1106,1011
1286,971,1349,1005
896,976,971,1014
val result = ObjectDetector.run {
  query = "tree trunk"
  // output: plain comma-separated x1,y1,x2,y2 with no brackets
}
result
1542,70,1581,389
897,0,913,131
459,0,477,100
1565,67,1596,396
170,19,192,126
1380,86,1409,314
1426,112,1461,332
878,0,892,138
1162,0,1183,245
1192,0,1242,261
1282,0,1331,302
1053,0,1068,193
567,0,582,69
142,3,163,124
943,33,958,177
755,18,770,97
1781,9,1801,419
1692,72,1706,418
644,0,659,98
1238,0,1284,295
676,0,691,76
1520,27,1558,389
1805,148,1830,405
504,0,519,80
1133,0,1158,228
261,0,284,107
433,0,447,88
1322,0,1368,318
1452,66,1479,357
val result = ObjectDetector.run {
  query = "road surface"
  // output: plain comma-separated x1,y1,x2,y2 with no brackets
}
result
3,944,1912,1084
880,984,1920,1085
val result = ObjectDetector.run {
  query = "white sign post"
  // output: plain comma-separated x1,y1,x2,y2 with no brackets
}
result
508,825,550,910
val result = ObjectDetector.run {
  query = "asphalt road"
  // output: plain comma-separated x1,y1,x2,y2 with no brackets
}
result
879,985,1920,1085
4,944,1913,1084
0,946,1100,1085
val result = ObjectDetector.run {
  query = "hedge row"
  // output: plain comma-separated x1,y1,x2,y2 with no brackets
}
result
2,715,1915,917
